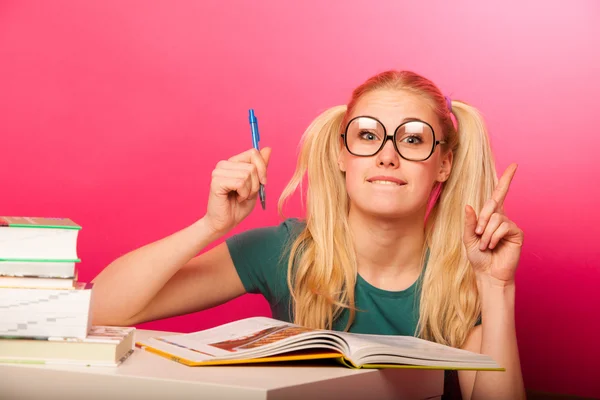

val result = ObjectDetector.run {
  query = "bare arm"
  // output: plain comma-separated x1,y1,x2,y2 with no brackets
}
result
458,325,481,400
458,282,525,400
90,147,271,327
91,218,245,326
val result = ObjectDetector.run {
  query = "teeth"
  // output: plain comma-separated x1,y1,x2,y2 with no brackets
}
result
370,180,400,185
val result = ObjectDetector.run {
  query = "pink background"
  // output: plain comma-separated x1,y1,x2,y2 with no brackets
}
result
1,1,598,397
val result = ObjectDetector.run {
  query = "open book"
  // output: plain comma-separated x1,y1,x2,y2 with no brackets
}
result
137,317,502,371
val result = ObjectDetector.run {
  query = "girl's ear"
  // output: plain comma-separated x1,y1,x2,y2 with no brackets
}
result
437,150,453,182
338,152,346,172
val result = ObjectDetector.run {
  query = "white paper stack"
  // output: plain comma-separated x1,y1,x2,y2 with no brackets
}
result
0,282,93,338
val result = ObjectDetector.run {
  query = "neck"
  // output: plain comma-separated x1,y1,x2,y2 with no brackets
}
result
348,207,426,289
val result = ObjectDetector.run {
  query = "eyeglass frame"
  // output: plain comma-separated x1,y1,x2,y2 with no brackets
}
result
340,115,447,162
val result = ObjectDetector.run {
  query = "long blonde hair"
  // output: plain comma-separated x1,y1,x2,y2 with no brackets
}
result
278,70,498,347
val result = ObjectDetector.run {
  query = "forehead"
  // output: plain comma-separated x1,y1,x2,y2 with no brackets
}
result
350,89,437,128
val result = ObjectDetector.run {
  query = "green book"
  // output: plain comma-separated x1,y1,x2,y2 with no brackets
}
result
0,217,81,262
0,217,81,230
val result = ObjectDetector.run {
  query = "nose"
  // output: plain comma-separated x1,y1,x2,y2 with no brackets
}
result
375,138,400,168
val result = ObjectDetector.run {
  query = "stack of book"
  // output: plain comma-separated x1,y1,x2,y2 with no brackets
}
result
0,216,135,366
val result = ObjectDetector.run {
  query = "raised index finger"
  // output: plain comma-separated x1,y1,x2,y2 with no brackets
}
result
492,163,518,208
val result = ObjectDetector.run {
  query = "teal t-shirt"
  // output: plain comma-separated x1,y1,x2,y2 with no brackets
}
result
225,218,424,336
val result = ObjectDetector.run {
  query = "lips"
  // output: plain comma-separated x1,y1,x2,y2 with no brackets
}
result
366,176,407,186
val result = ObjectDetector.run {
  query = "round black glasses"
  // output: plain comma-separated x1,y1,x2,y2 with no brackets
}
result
340,116,446,161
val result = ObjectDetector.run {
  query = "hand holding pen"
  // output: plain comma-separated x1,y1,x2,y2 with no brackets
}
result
203,112,271,236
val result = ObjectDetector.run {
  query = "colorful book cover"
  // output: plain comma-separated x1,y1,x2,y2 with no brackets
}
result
0,217,81,230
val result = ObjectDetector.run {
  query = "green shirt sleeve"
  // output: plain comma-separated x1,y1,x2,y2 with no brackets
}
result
225,218,302,305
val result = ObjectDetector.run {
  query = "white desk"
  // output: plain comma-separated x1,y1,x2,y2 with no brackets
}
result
0,329,444,400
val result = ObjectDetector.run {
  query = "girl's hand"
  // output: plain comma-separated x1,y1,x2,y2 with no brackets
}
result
463,163,524,286
204,147,271,236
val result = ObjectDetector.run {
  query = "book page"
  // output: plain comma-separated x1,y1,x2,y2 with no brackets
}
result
358,354,499,369
335,332,497,366
139,317,342,363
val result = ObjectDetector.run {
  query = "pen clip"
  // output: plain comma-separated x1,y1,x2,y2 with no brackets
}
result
249,109,260,144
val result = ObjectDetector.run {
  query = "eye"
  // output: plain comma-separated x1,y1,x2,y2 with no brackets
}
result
359,131,379,141
400,135,423,145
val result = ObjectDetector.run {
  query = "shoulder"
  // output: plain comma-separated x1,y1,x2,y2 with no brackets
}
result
226,218,305,253
237,217,305,238
224,218,305,302
274,217,305,234
280,217,306,239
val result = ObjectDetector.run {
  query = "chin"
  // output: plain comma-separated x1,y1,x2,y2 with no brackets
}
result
347,187,429,220
361,202,418,220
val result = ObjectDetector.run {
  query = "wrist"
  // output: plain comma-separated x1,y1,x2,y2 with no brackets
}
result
193,217,227,244
477,278,516,312
476,273,516,290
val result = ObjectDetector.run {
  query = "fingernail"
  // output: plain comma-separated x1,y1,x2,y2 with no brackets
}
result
476,226,483,234
479,242,486,251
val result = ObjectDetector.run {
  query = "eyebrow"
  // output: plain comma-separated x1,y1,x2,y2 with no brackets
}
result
351,115,429,125
401,117,425,123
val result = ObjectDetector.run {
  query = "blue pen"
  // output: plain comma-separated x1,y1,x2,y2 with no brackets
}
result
249,109,266,210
